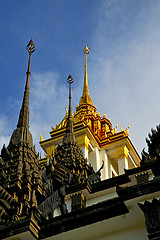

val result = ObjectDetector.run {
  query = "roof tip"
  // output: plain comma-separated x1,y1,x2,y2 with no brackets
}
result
63,75,76,143
83,46,90,54
67,75,74,83
26,39,36,53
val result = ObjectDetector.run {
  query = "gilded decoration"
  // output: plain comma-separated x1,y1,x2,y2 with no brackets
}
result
77,135,90,150
111,122,118,135
124,123,130,136
44,45,132,163
50,46,115,144
46,145,55,159
116,145,129,160
40,134,43,142
120,123,130,136
52,106,69,130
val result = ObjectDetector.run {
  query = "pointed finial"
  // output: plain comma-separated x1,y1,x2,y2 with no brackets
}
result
25,39,36,90
67,74,74,84
83,46,89,89
17,39,35,129
78,46,93,106
83,46,90,55
67,74,74,119
63,75,76,143
26,39,36,54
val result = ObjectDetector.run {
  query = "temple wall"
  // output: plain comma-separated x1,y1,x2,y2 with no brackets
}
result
91,227,147,240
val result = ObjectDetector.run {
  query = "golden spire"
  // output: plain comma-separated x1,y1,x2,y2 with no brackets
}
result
83,46,89,95
79,46,93,105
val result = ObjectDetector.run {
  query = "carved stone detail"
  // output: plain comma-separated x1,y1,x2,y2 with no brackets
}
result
71,192,86,212
87,161,104,184
0,186,19,223
135,172,149,185
37,185,68,220
54,142,94,185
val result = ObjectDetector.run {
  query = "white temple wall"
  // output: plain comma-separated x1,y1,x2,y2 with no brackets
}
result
88,146,100,172
99,149,111,180
81,146,88,160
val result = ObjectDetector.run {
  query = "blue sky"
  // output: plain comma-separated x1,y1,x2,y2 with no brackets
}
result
1,0,160,156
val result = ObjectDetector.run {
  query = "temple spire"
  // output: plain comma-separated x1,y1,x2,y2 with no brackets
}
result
63,75,76,143
79,46,93,106
17,39,35,129
83,46,89,96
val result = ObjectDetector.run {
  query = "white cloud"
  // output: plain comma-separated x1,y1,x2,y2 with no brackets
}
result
88,0,160,155
0,116,11,149
30,71,71,155
0,70,82,156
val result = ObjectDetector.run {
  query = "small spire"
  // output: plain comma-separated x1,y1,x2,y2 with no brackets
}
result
63,75,76,143
79,46,93,106
17,39,35,129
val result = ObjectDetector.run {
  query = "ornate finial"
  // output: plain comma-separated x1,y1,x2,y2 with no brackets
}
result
17,39,35,129
124,123,130,135
67,74,74,84
25,39,35,89
26,39,36,54
63,75,76,143
83,46,90,55
83,46,89,89
67,74,74,119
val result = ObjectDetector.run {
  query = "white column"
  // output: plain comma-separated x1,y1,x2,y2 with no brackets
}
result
82,147,88,160
100,149,110,180
77,135,90,161
116,145,129,175
94,147,100,171
88,146,100,172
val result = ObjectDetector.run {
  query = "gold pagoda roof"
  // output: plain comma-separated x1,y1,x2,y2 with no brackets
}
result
50,46,113,138
39,46,136,161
